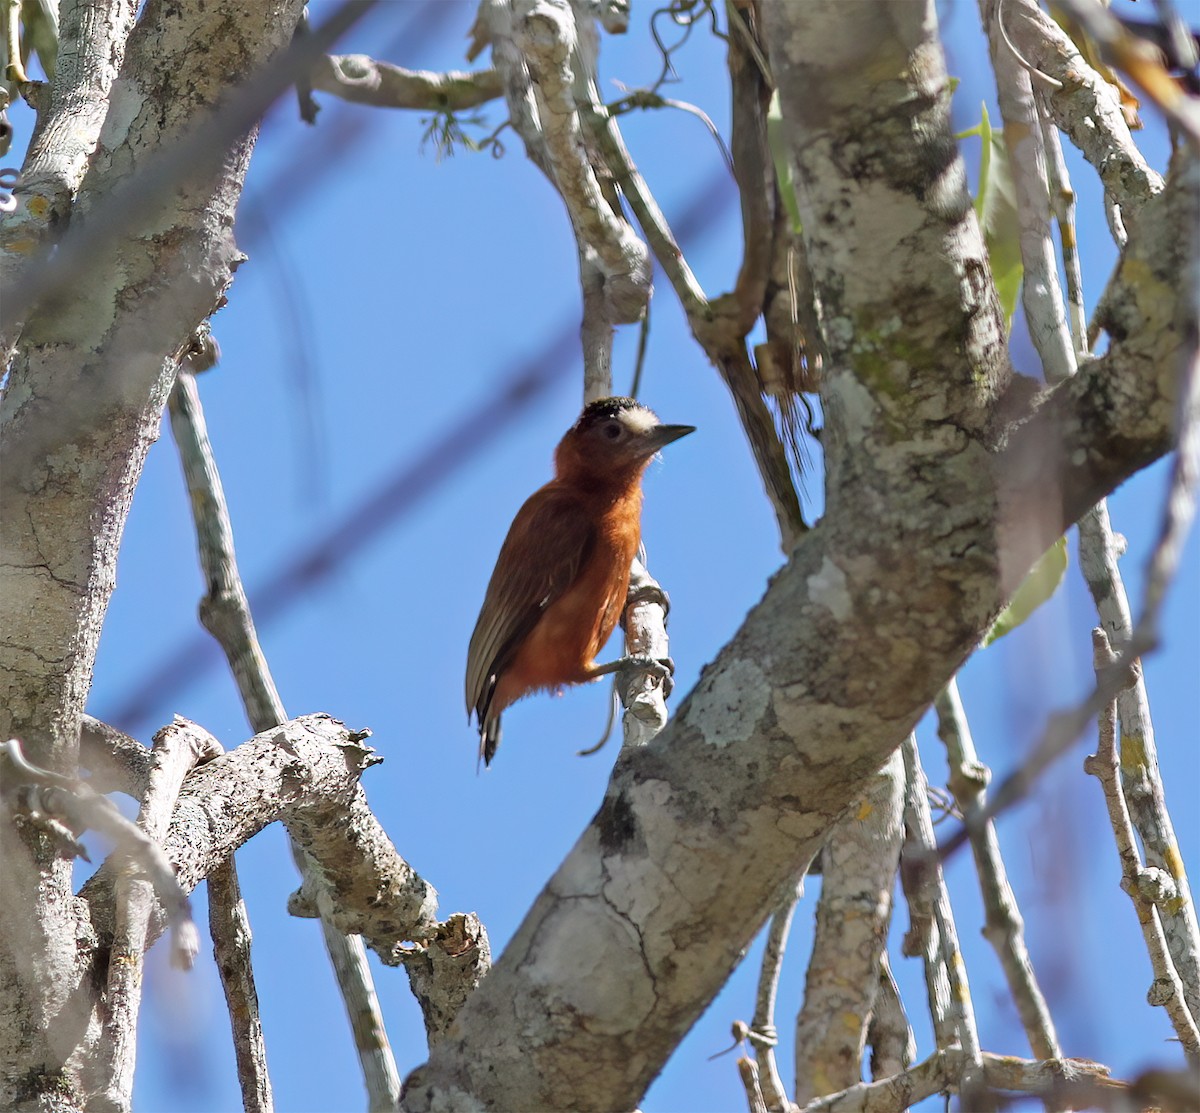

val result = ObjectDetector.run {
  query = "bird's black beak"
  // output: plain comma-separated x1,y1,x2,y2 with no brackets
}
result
646,423,695,451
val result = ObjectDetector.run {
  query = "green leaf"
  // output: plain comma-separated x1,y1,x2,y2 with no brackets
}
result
768,91,803,235
958,103,1023,329
983,535,1069,646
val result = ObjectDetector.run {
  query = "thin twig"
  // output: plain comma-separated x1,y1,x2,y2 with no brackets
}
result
751,879,802,1112
628,301,651,398
938,631,1154,861
1077,497,1200,1027
982,0,1075,384
1085,629,1200,1060
208,858,272,1113
309,55,503,110
0,737,199,970
796,1048,1133,1112
737,1055,769,1113
866,953,914,1080
901,737,991,1110
607,86,734,175
98,717,223,1113
168,369,399,1112
935,679,1061,1062
1038,104,1089,363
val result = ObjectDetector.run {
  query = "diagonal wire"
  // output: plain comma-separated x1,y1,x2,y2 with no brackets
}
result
104,166,737,733
233,0,475,510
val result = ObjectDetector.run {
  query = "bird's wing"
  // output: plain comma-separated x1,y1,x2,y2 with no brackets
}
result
465,484,596,721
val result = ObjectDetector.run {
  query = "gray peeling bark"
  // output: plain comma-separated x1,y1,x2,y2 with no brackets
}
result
80,715,440,965
0,1,306,1107
401,4,1186,1111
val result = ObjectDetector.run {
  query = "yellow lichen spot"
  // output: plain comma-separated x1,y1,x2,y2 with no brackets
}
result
951,953,970,1000
841,1010,863,1033
26,195,49,218
856,800,873,821
1121,258,1174,331
1120,731,1147,773
1165,842,1185,878
7,237,38,254
1164,843,1187,914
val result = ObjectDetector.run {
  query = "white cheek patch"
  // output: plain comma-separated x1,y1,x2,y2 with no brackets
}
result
620,408,659,436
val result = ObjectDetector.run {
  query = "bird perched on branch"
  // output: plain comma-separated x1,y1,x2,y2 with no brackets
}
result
466,397,694,767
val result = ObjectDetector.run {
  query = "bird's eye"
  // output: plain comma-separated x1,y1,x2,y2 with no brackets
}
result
602,421,623,440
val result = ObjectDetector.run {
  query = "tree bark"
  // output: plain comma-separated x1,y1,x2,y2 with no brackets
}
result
0,2,305,1107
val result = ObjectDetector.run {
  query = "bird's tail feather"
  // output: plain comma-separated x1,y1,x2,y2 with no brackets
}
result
480,715,502,769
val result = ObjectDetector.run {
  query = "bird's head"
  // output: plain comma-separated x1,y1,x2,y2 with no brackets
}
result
555,397,694,483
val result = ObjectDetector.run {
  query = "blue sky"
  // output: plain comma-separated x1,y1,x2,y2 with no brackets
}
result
8,1,1196,1110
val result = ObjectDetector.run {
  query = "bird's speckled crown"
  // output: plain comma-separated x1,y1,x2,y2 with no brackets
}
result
574,397,652,430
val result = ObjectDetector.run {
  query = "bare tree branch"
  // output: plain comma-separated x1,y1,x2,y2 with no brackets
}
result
310,54,502,110
982,0,1076,384
1077,497,1200,1026
168,368,403,1109
900,738,988,1109
95,717,222,1113
208,858,272,1113
737,1055,769,1113
402,913,492,1049
78,716,150,799
935,679,1061,1062
80,715,440,959
1007,1,1164,222
866,954,914,1081
796,1049,1124,1113
794,751,905,1104
750,879,802,1113
478,0,650,397
1085,629,1200,1060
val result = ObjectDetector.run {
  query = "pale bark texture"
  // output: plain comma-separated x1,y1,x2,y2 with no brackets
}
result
0,0,1195,1111
0,1,303,1108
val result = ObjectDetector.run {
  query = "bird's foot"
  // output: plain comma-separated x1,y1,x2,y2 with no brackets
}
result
617,654,675,698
